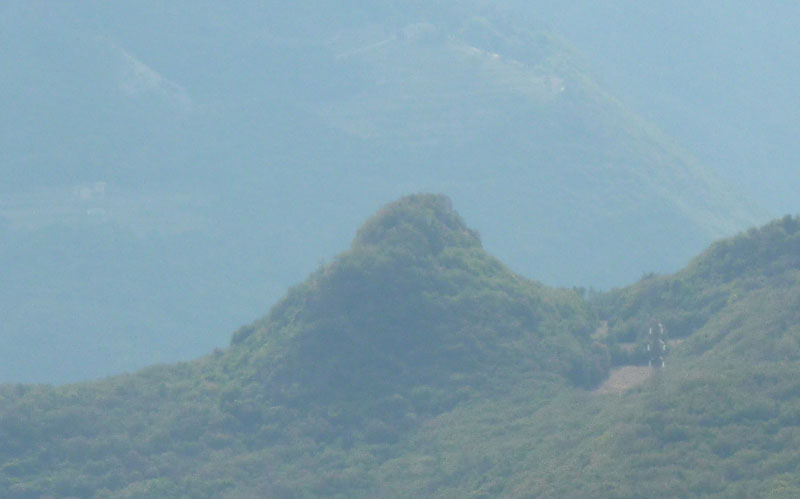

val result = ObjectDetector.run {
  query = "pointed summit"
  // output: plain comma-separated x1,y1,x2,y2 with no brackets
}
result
230,194,604,411
352,194,481,254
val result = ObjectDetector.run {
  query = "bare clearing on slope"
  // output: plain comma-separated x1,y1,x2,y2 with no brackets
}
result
594,366,653,395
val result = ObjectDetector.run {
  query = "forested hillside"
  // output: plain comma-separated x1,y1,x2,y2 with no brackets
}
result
526,215,800,497
0,195,603,497
2,196,798,498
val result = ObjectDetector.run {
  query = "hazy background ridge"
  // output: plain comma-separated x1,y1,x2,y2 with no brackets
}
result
2,1,792,383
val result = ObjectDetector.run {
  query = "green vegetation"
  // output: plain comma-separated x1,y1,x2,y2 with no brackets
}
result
597,215,800,361
1,196,799,498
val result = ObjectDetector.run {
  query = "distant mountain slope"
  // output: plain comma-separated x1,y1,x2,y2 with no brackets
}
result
0,1,766,384
287,9,765,288
520,0,800,216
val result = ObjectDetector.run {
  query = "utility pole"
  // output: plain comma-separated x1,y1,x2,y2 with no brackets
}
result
646,321,667,368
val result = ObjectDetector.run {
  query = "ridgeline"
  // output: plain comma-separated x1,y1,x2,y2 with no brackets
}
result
2,196,799,498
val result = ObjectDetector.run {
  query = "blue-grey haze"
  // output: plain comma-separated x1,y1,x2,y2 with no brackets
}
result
525,0,800,215
1,1,792,382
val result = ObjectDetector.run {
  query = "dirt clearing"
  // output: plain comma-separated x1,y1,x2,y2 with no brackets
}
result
594,366,653,395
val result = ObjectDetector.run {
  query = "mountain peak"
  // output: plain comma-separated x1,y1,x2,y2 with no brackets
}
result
352,193,481,254
229,194,603,408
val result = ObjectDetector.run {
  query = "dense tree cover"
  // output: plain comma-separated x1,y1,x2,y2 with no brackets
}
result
1,199,798,497
0,195,603,498
595,215,800,363
339,214,800,498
